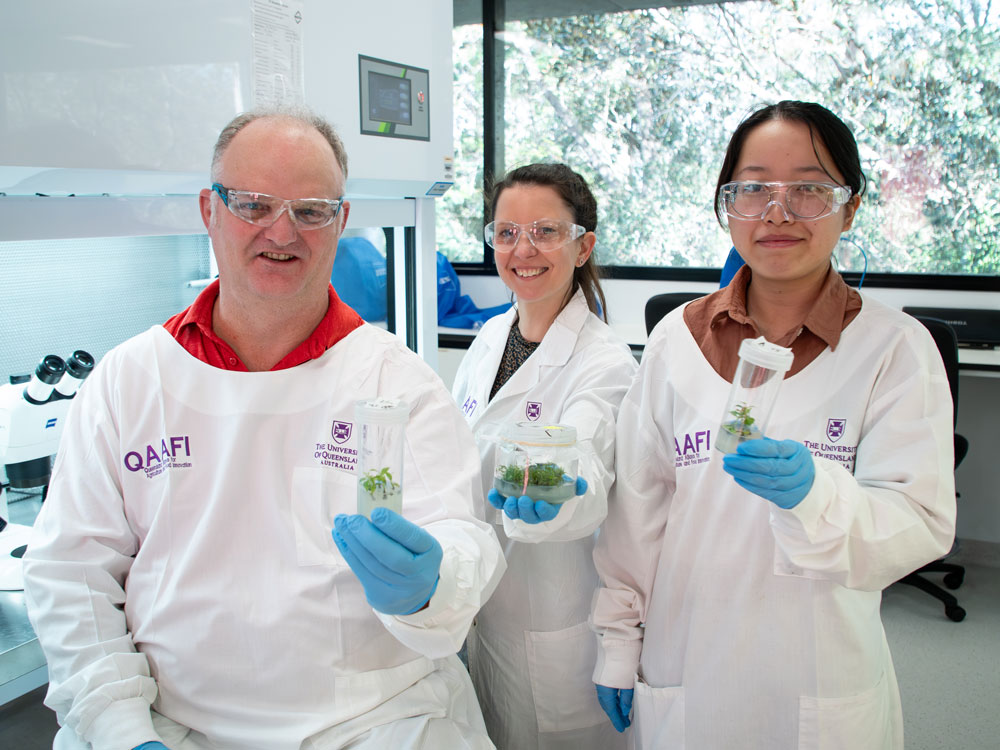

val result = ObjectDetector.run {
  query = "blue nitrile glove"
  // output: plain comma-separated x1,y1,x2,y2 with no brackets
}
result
722,437,815,509
596,684,633,733
488,476,588,524
332,507,442,615
132,743,170,750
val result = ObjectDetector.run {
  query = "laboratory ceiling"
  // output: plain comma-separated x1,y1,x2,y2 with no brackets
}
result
453,0,724,25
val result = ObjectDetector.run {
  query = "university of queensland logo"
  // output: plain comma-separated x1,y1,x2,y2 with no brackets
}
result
525,401,542,421
332,420,353,444
826,418,846,443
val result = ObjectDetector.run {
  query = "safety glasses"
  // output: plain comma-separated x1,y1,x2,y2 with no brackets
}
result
720,181,852,221
211,183,344,230
484,219,587,253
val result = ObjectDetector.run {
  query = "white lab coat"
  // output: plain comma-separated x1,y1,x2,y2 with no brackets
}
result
23,324,506,750
452,291,637,750
592,294,956,750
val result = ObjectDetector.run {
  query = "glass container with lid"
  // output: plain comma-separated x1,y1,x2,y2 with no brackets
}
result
715,336,794,454
493,422,579,504
355,397,410,518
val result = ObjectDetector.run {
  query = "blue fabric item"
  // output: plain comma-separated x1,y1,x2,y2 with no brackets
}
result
331,508,442,615
596,685,633,732
720,246,745,288
132,743,170,750
437,250,461,320
332,237,388,321
722,438,816,509
437,252,512,329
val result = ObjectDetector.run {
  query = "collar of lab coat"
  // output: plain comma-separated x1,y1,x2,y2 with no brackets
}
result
481,289,591,402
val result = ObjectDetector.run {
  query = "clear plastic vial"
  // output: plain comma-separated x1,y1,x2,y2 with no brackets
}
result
355,398,410,518
715,336,794,454
493,423,579,504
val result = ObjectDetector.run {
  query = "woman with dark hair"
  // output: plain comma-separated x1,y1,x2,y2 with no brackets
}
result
590,102,956,748
452,163,636,749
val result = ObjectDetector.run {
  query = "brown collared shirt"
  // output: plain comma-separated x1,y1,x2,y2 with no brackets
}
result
683,265,862,381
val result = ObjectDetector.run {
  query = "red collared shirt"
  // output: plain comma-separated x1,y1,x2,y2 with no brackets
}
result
683,265,862,381
163,280,364,370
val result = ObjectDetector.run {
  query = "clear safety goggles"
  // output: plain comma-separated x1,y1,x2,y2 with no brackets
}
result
211,183,344,230
484,219,586,253
720,181,853,221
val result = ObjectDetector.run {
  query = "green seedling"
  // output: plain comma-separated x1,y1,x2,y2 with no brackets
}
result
497,462,566,487
360,466,398,496
724,402,756,437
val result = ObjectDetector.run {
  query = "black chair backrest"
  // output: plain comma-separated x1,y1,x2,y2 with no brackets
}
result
912,316,960,428
644,292,705,336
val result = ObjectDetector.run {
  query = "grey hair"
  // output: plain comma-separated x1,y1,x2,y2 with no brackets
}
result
210,106,349,182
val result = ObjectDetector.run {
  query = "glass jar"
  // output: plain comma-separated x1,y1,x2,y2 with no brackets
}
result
716,336,794,454
493,423,579,504
355,398,410,518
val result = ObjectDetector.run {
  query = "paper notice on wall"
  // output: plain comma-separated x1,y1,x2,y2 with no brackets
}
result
251,0,305,109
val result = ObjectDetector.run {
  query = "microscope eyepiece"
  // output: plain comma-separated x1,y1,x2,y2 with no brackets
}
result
55,350,96,398
24,355,67,403
36,355,67,385
67,351,95,378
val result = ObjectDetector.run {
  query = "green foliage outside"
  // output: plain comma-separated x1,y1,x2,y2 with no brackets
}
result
440,0,1000,276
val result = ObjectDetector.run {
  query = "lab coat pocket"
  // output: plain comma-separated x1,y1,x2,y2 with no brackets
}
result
291,466,355,568
524,621,607,732
798,670,896,750
632,675,685,749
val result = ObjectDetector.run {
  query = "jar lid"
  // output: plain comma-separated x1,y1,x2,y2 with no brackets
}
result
354,397,410,425
502,422,577,447
737,336,794,373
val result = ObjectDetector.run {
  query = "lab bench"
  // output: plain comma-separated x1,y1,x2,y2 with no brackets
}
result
0,492,47,707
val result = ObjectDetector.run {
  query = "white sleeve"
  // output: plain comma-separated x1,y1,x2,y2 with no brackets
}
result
502,345,637,543
376,518,505,657
591,346,672,689
769,324,957,591
22,360,162,750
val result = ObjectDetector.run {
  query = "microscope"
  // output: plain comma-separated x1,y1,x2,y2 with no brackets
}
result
0,351,95,588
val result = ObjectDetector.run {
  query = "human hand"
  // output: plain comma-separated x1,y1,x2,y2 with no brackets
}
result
131,743,170,750
722,437,815,509
332,507,442,615
596,684,633,732
487,476,588,524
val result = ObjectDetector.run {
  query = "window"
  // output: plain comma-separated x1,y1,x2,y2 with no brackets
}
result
437,14,486,263
440,0,1000,284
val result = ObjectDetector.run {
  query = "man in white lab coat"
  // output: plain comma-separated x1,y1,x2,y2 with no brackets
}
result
23,109,505,750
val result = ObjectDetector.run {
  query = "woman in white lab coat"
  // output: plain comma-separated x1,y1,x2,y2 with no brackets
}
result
590,101,957,749
451,163,637,750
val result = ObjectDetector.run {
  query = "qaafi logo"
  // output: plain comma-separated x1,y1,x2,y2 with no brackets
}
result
525,401,542,421
332,420,353,444
826,418,847,442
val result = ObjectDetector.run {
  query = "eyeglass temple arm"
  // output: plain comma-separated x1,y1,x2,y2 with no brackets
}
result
210,183,229,206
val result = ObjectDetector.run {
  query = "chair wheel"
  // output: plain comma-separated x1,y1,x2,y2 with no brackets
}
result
946,605,966,622
943,571,964,589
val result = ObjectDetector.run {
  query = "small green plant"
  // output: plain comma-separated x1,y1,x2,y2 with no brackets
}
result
724,402,756,437
497,462,566,487
360,467,398,496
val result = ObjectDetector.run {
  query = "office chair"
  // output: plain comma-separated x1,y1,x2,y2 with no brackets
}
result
894,315,968,622
644,292,706,336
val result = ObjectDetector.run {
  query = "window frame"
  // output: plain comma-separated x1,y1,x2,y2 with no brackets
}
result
450,0,1000,292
